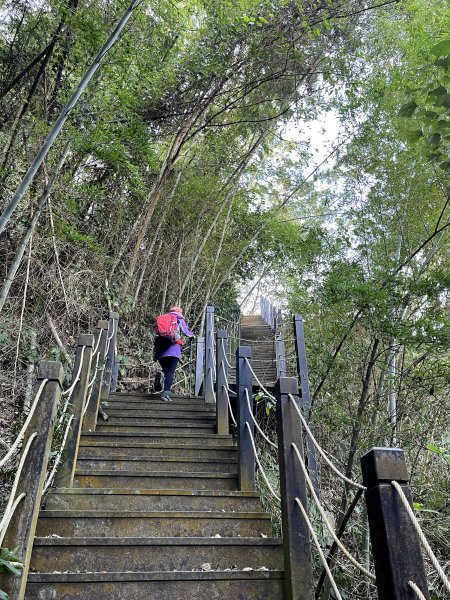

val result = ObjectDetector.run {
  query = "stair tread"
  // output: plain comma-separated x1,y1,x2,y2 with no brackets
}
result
34,536,281,546
75,470,236,477
48,488,257,497
81,431,233,439
78,456,237,463
40,510,270,518
80,439,236,450
28,570,283,582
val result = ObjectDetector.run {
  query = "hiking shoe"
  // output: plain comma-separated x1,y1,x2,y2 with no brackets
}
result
160,391,171,402
154,370,164,392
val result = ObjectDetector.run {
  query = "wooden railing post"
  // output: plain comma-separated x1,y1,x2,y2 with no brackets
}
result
0,361,63,600
275,309,287,379
216,329,229,435
195,336,205,396
361,448,430,600
82,320,108,432
204,305,215,403
110,360,120,392
57,334,94,487
275,377,314,600
293,314,320,498
236,346,255,491
101,311,119,402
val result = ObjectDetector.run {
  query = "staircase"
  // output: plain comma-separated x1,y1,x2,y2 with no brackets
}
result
240,315,277,387
26,392,285,599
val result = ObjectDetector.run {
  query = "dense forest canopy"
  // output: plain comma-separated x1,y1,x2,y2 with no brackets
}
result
0,0,449,597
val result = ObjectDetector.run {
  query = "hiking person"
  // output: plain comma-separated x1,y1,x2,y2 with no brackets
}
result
153,306,194,401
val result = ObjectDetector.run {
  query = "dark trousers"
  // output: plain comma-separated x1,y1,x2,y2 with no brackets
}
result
159,356,179,392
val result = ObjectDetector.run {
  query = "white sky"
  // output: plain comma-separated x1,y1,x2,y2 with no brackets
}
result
239,109,343,314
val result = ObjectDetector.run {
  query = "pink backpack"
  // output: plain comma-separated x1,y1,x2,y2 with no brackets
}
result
155,313,180,342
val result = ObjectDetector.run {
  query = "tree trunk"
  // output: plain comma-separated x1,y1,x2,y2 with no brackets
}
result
0,140,72,312
0,0,143,235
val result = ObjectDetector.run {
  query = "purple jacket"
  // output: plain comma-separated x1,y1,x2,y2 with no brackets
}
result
154,313,194,359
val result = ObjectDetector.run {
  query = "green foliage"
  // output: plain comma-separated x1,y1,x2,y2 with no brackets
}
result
0,546,23,598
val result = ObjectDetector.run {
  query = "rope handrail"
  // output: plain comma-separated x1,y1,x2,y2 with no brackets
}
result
92,327,103,356
43,414,74,493
391,480,450,595
219,361,236,395
408,581,428,600
87,350,101,390
0,493,26,547
220,338,233,369
291,443,376,581
0,379,48,468
288,394,366,491
244,357,276,400
245,389,277,449
207,364,217,401
223,385,237,426
104,318,116,357
61,345,86,397
295,497,343,600
245,422,280,502
57,345,87,427
0,432,38,545
107,318,116,342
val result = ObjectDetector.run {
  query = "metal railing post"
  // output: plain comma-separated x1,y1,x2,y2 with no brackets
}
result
237,346,255,491
57,334,94,487
195,336,205,396
293,314,320,498
216,330,229,435
204,305,215,403
361,447,430,600
275,377,314,600
0,361,63,600
82,320,108,431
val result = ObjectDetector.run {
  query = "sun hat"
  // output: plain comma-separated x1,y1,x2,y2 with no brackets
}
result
169,306,183,317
